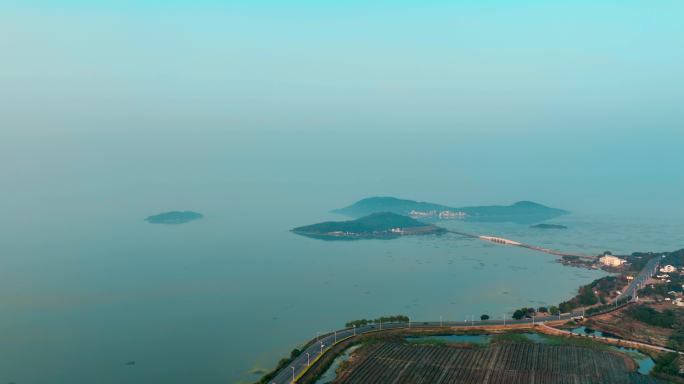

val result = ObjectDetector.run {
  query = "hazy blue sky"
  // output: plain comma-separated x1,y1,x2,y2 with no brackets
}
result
1,1,683,217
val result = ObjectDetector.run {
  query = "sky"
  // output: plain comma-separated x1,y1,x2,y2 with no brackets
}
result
1,0,683,217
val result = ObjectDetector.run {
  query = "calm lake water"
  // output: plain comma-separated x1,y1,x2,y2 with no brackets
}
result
2,130,683,384
2,209,682,384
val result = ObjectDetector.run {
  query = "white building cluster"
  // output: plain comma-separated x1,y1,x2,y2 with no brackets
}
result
408,210,467,220
598,255,626,267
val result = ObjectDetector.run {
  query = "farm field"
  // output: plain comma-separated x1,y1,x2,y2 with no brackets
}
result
334,342,662,384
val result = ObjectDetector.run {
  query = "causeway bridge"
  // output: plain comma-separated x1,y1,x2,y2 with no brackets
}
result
447,230,597,260
266,240,660,383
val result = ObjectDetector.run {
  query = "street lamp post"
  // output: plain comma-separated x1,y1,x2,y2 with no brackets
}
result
291,366,295,383
306,352,310,366
503,313,506,326
334,330,337,343
440,315,443,327
353,325,356,336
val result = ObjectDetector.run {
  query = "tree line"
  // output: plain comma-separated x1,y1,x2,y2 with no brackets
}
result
345,315,409,328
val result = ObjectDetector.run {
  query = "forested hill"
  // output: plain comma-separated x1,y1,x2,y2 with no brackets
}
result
292,212,443,240
333,197,568,224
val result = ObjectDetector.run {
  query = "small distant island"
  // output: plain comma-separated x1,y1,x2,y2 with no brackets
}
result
292,212,445,240
531,223,568,229
332,197,568,224
145,211,203,224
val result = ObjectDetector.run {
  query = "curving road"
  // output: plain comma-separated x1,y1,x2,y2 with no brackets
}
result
616,256,660,302
538,322,682,355
268,312,584,384
269,255,662,383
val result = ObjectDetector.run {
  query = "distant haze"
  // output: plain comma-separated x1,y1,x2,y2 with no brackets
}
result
1,1,683,219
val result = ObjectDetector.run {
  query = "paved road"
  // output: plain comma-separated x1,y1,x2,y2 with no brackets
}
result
539,322,682,355
269,312,584,384
270,257,663,383
447,230,595,260
616,256,660,302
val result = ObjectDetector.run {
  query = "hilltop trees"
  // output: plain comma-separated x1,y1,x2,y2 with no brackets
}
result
512,307,536,320
345,315,409,328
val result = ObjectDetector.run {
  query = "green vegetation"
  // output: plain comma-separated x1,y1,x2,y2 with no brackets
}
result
624,248,683,273
332,197,452,217
407,338,449,346
578,286,599,306
540,334,610,350
332,196,568,224
292,212,443,239
491,333,532,344
659,249,684,268
256,347,306,384
653,352,680,377
584,297,631,315
512,307,536,320
624,253,654,272
345,315,409,328
558,285,598,313
145,211,203,224
668,328,684,351
640,282,683,296
530,223,568,229
335,341,643,383
509,306,555,319
556,275,629,313
480,314,489,320
626,305,677,329
636,259,684,298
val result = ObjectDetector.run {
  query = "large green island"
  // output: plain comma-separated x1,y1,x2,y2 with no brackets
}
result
333,197,568,224
292,212,445,240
